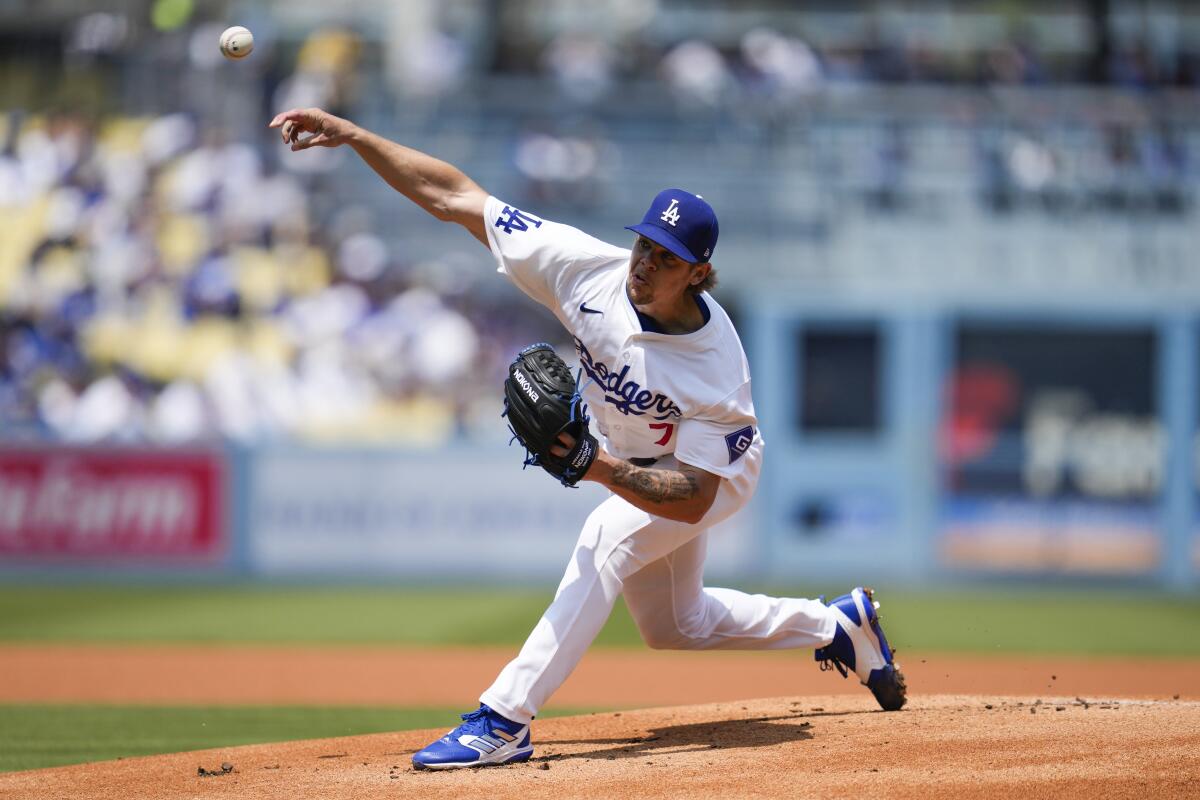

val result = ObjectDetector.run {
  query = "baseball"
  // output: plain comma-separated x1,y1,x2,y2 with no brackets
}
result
219,26,254,60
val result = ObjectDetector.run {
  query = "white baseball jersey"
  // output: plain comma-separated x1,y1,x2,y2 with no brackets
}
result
483,195,763,480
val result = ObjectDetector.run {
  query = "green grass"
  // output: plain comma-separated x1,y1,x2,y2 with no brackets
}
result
0,704,585,774
0,587,581,646
867,588,1200,657
0,585,1198,656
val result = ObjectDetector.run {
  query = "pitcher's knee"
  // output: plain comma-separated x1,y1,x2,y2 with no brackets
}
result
636,615,708,650
639,626,691,650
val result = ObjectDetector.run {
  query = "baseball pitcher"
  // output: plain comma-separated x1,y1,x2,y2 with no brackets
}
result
270,107,906,770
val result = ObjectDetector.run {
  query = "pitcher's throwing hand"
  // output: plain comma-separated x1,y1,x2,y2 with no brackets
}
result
268,108,356,151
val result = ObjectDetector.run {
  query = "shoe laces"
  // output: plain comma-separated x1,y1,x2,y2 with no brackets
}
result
816,593,850,679
457,706,510,738
819,655,849,679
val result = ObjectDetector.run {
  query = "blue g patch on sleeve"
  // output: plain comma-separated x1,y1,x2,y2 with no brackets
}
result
725,426,754,464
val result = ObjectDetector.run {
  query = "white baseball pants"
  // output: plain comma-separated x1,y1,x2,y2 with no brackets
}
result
480,448,838,725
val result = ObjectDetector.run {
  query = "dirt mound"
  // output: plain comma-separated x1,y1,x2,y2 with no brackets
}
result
2,694,1196,799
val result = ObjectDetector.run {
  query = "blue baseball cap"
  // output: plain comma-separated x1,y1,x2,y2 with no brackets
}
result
625,188,719,264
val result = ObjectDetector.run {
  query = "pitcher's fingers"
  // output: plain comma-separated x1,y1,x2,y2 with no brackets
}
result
268,109,305,128
292,132,331,151
285,120,304,144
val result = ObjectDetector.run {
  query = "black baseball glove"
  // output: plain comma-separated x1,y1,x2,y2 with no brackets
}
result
503,343,599,487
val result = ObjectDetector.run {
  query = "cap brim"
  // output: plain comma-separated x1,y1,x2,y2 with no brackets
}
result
625,224,702,264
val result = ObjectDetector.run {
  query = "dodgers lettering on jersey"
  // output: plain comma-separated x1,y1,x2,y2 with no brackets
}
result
483,195,763,480
575,340,682,420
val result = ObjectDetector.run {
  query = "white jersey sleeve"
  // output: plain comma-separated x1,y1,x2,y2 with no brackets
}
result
673,380,760,480
484,195,626,313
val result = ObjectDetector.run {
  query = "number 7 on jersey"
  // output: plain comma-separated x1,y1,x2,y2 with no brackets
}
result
649,422,675,446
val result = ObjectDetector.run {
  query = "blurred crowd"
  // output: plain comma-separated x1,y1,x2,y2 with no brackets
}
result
1,3,1198,446
465,22,1197,218
0,111,562,445
976,123,1191,217
513,26,1200,112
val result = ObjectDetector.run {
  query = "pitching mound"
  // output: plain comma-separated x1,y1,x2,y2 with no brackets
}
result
2,694,1196,799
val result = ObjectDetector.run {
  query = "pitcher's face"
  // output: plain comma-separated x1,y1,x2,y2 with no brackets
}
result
627,236,707,306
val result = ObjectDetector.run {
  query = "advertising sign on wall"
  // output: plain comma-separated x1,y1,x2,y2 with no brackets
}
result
249,447,756,579
0,447,227,563
940,325,1162,575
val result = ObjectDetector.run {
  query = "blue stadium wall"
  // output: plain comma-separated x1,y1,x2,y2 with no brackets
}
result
1,306,1196,592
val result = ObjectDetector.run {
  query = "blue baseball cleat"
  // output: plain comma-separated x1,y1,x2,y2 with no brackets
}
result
411,704,533,770
814,587,907,711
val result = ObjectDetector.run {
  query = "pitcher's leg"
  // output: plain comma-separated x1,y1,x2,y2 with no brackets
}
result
479,494,700,723
623,534,837,651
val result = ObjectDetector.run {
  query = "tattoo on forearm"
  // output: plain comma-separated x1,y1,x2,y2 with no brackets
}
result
610,463,700,504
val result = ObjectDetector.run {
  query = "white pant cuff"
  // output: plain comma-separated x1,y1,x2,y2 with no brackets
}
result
479,693,533,726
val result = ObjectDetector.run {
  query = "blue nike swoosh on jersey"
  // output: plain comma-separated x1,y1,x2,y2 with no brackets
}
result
579,303,603,315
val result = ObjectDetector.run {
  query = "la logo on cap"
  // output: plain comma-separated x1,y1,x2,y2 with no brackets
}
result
660,198,681,227
625,188,719,264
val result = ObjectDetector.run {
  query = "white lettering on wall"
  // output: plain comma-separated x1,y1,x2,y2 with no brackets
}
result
1023,391,1163,499
0,460,198,550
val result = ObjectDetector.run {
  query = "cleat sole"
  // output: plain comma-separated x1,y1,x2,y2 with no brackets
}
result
413,747,534,771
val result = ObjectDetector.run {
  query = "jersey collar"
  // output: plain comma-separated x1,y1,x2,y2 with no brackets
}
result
624,282,712,337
